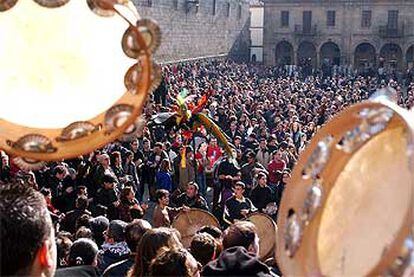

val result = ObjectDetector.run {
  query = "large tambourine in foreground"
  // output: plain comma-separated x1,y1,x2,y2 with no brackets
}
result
277,95,414,276
0,0,161,169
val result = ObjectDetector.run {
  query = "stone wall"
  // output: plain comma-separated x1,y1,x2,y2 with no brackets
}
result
132,0,250,63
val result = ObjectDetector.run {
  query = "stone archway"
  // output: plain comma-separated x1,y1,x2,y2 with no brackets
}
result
354,43,376,71
320,42,341,66
275,41,294,66
406,45,414,68
379,43,403,70
297,41,317,68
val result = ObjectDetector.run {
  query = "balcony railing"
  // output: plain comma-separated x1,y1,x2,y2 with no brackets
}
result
379,24,404,38
294,24,317,36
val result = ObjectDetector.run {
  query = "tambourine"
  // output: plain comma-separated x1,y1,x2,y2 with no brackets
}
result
0,0,161,169
247,212,278,260
172,208,220,248
276,96,414,276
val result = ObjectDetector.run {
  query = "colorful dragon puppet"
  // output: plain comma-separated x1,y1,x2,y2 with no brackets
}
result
149,89,237,166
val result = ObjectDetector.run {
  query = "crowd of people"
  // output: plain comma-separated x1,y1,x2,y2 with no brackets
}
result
1,59,414,276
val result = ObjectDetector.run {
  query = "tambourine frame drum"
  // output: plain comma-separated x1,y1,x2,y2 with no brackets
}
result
172,208,220,248
276,100,414,276
246,212,278,261
0,0,161,168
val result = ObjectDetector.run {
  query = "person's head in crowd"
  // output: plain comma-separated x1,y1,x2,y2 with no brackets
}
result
56,233,73,268
89,216,109,247
130,227,182,277
105,220,128,244
256,172,268,187
102,174,117,190
233,181,246,200
160,158,171,172
111,151,122,167
186,181,199,198
75,195,89,211
197,225,223,241
67,238,99,267
75,213,92,233
125,219,152,254
120,186,136,204
233,135,241,146
190,232,219,266
209,137,218,147
246,151,256,164
149,248,201,277
259,137,267,150
222,221,260,256
185,145,194,160
229,120,237,132
130,139,139,152
0,182,57,276
282,169,292,184
291,121,301,133
54,165,67,180
142,138,151,151
247,133,256,142
99,153,111,167
76,185,88,197
279,141,288,151
154,142,163,154
40,187,53,204
75,226,93,240
155,189,170,207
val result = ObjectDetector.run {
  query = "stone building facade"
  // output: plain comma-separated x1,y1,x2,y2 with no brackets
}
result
133,0,250,63
263,0,414,70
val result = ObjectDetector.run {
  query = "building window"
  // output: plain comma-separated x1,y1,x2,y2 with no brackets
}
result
327,10,335,27
281,11,289,27
225,3,230,17
212,0,216,15
388,10,399,29
361,10,371,28
142,0,152,7
238,4,242,19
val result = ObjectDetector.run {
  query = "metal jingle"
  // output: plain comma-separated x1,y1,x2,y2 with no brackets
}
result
13,157,47,171
302,135,333,179
124,62,143,94
301,179,323,224
32,0,70,8
122,19,161,58
284,210,302,258
104,104,134,132
120,116,146,142
9,134,56,153
386,236,414,276
0,0,18,12
87,0,127,17
57,121,100,142
136,18,161,54
148,62,162,93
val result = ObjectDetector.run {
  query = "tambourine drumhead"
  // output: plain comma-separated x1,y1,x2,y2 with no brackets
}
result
0,0,157,164
247,213,277,260
276,100,414,276
0,0,130,128
172,208,220,248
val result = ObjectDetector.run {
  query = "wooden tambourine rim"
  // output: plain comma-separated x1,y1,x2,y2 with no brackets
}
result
246,212,278,260
0,0,153,162
276,100,414,276
172,208,220,246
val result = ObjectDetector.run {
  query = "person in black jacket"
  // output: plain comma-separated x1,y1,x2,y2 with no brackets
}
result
223,182,257,225
60,195,92,234
95,174,119,220
249,172,274,212
174,182,208,211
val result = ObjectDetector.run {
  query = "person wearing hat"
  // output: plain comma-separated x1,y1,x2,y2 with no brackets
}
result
98,220,130,273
